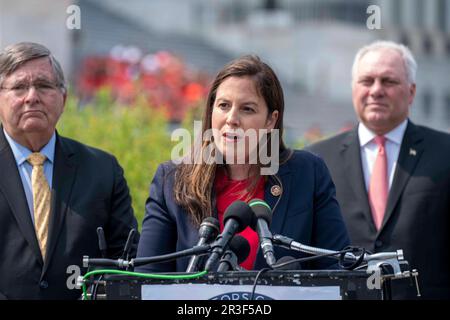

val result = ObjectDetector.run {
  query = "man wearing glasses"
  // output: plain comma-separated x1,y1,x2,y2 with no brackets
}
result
0,42,139,299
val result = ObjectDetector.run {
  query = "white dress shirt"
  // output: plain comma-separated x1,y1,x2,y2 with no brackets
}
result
358,119,408,192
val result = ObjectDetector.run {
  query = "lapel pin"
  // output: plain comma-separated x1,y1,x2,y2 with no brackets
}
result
409,148,417,156
270,185,282,197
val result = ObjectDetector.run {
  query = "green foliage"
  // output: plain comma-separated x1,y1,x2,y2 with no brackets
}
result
292,138,307,150
57,92,174,229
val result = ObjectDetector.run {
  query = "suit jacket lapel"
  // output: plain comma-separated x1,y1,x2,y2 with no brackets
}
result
381,121,423,230
0,130,43,263
265,164,292,235
254,154,291,268
341,128,374,229
42,134,78,273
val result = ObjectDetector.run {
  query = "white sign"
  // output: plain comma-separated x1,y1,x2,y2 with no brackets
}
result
142,283,341,300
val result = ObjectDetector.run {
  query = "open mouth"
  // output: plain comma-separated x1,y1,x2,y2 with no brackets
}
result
223,132,242,142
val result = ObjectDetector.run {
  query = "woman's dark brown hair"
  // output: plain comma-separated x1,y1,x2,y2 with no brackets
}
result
173,55,286,226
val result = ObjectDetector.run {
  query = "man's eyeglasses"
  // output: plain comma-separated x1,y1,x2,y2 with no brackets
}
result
0,81,62,97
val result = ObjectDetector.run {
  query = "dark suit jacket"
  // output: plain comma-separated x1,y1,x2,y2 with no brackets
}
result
306,120,450,299
0,129,139,300
136,149,350,273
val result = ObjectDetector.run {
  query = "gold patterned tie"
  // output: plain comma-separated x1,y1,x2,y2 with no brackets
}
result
27,152,51,260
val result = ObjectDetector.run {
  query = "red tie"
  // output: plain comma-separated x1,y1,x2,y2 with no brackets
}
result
369,135,388,230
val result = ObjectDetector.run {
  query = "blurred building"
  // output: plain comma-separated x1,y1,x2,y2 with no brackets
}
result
0,0,73,77
1,0,449,141
377,0,450,134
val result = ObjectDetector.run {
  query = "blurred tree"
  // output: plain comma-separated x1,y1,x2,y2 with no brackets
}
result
57,92,174,229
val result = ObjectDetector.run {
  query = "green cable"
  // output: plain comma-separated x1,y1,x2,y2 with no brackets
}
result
249,200,271,210
81,269,208,300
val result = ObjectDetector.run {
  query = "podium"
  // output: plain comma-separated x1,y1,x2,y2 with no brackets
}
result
87,270,412,300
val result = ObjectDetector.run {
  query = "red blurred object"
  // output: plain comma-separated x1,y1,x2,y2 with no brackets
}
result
183,82,205,103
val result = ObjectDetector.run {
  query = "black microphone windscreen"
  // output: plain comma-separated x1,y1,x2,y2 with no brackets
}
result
229,235,251,264
199,217,220,238
223,200,254,233
274,256,302,270
203,216,220,228
249,199,272,226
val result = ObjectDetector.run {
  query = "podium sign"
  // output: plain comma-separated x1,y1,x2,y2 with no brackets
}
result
142,283,341,300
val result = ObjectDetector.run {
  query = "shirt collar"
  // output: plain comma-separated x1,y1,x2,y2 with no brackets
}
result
3,128,56,166
358,119,408,147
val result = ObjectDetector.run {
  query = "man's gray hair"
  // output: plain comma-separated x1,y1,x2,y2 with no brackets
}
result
351,40,417,85
0,42,66,93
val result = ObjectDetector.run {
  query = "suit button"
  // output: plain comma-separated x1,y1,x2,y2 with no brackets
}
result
39,280,49,289
375,240,383,248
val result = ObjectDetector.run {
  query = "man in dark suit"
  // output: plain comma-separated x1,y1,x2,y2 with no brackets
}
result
0,42,139,299
306,41,450,299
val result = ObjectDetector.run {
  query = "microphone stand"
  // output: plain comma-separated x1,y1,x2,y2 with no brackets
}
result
272,234,421,296
83,245,212,269
272,234,404,273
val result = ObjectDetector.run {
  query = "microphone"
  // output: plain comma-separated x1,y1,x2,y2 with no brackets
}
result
272,234,405,267
217,235,251,272
186,217,220,272
249,199,277,267
96,227,108,258
204,200,254,271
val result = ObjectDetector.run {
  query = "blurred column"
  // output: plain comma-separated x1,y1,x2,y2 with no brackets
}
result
414,0,425,30
263,0,279,11
424,0,439,31
402,0,416,30
445,92,450,130
378,0,401,29
446,0,450,33
0,0,4,48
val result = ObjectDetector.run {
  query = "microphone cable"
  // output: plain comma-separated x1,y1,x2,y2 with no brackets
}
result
81,269,208,300
83,244,212,299
250,268,271,301
271,247,356,270
338,246,367,270
91,274,103,300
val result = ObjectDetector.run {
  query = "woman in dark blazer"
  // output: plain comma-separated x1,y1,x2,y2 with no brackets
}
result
136,55,349,272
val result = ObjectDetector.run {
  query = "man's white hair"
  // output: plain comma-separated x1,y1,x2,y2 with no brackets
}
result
351,40,417,85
